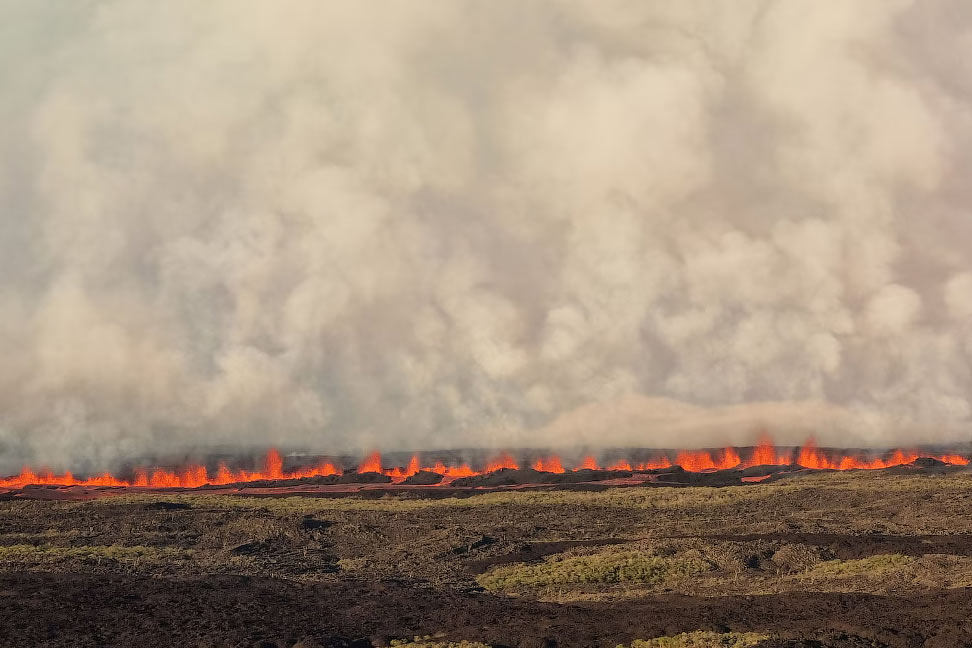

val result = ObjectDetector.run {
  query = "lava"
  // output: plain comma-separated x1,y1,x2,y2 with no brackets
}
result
578,456,598,470
745,436,792,467
485,451,518,472
635,456,673,470
533,456,565,473
675,449,717,472
357,451,383,474
721,447,741,468
1,437,969,490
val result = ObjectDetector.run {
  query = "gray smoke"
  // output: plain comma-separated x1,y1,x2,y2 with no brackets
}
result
2,1,972,472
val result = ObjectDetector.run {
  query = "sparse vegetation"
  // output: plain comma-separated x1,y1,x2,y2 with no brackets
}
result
72,469,972,519
807,553,916,577
389,636,490,648
477,551,711,589
0,543,192,567
378,632,770,648
772,543,823,574
5,471,972,645
620,631,769,648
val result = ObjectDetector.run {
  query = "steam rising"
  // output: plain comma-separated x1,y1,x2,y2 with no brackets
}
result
2,1,972,471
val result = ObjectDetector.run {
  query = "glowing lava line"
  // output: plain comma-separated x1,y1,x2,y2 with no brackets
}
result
1,438,968,489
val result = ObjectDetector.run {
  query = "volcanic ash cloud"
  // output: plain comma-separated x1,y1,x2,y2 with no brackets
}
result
1,1,972,471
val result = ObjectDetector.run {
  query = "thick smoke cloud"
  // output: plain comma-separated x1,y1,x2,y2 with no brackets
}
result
2,1,972,471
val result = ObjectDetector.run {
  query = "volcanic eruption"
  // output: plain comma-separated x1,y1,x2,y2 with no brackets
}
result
2,435,968,493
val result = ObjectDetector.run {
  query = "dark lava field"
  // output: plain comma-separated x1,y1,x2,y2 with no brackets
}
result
3,464,972,647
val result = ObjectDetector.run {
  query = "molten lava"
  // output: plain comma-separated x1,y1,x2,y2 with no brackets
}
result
1,453,343,489
579,456,598,470
485,451,518,472
1,436,968,490
721,447,741,468
745,436,791,467
532,456,565,473
431,460,476,478
357,451,383,474
635,456,673,470
676,450,717,472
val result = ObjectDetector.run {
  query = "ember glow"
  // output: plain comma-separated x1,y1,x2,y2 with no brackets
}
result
0,438,968,489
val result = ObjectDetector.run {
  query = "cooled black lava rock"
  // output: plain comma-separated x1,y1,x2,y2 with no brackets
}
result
738,464,799,477
204,475,342,489
230,540,270,555
538,469,633,483
652,465,688,475
451,467,634,487
402,470,443,485
451,468,546,487
650,463,808,486
653,468,724,485
300,517,333,531
338,471,392,484
884,457,955,476
144,501,192,511
452,535,496,554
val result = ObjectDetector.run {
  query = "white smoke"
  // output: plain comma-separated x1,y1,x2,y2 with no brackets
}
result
1,1,971,471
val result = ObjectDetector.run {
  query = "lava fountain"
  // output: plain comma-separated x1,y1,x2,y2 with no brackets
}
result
1,436,968,490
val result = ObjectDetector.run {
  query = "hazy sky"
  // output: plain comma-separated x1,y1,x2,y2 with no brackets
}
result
2,1,972,470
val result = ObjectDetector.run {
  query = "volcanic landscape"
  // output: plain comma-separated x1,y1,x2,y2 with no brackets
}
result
8,0,972,646
4,439,972,648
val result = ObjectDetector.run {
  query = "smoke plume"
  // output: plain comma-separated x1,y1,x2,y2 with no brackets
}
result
2,1,972,471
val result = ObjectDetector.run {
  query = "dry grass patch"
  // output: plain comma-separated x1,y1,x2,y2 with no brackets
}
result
771,543,824,574
477,550,711,590
0,543,192,568
389,636,490,648
620,631,768,647
806,553,915,577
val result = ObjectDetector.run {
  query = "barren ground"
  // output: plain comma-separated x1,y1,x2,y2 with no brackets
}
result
2,469,972,647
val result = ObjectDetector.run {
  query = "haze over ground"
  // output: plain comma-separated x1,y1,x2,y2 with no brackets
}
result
2,1,972,472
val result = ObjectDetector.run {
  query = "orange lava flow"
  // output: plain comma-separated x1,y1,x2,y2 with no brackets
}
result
485,451,519,472
431,461,477,478
532,456,565,473
578,456,598,470
1,437,969,489
608,460,633,471
635,456,673,470
0,450,343,489
721,447,741,468
675,450,717,472
357,451,383,474
744,436,792,467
